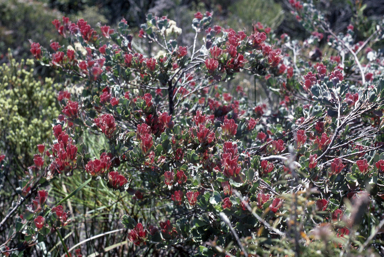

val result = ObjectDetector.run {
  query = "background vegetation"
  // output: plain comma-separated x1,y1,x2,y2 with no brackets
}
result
1,0,384,256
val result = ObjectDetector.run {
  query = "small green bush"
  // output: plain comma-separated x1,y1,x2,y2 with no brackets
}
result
0,53,60,171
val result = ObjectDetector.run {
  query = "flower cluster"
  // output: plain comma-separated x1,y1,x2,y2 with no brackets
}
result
85,152,112,176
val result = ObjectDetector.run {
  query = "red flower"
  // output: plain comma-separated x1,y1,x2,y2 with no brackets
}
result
271,139,285,153
257,131,266,141
221,142,241,177
330,70,344,83
171,190,183,205
175,148,184,161
247,118,257,131
213,25,222,33
205,58,219,72
34,155,44,168
37,144,45,154
347,24,354,31
34,216,45,230
159,112,172,126
194,12,203,19
254,105,264,116
164,171,174,186
85,152,112,176
309,154,318,169
143,93,153,107
53,124,62,138
52,19,61,30
376,160,384,172
124,92,130,100
146,58,157,71
50,42,60,51
257,193,270,208
62,100,79,118
345,93,358,106
176,170,187,184
30,42,42,59
222,181,232,195
268,49,282,67
124,54,133,66
52,205,68,223
356,159,369,174
100,25,114,38
52,52,65,64
227,45,237,57
91,65,102,79
38,190,48,206
270,198,283,213
296,130,307,148
140,134,153,154
222,197,232,209
210,46,222,59
248,31,267,49
79,61,88,71
110,97,119,106
337,228,350,238
365,72,374,81
222,118,238,136
314,133,330,150
178,46,187,57
332,209,343,221
99,44,107,54
186,191,199,206
315,121,324,133
129,223,146,245
94,114,116,138
330,158,345,175
67,50,75,61
316,199,328,211
315,63,327,75
287,67,294,79
303,71,317,89
261,160,274,174
196,124,215,144
108,171,127,188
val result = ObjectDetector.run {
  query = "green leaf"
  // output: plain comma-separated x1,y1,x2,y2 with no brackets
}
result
122,215,136,229
155,145,163,155
311,84,321,97
52,178,92,209
209,191,221,205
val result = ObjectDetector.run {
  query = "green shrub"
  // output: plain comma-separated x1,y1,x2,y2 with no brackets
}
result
0,53,60,171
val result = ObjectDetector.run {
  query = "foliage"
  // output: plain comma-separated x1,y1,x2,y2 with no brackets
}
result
0,0,63,60
0,53,60,173
2,1,384,256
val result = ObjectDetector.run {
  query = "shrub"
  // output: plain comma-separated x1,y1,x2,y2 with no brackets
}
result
2,2,384,256
0,53,60,172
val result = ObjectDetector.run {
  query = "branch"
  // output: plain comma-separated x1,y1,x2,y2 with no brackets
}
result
233,190,285,237
61,228,126,257
219,212,248,257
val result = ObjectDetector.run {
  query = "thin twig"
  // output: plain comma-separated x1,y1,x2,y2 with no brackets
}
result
219,212,248,257
233,190,285,237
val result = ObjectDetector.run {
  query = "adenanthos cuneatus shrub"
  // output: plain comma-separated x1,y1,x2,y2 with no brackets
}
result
3,1,384,256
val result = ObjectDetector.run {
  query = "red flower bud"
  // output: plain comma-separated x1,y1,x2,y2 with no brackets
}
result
37,144,45,154
270,198,282,213
205,58,219,72
34,216,45,230
222,197,232,209
186,191,199,206
316,199,328,211
330,158,345,175
356,159,369,174
100,25,114,38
